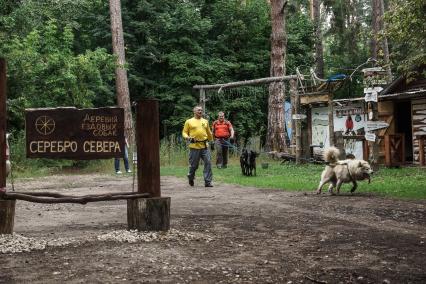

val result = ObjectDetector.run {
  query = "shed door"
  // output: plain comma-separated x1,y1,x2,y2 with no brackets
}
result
395,101,413,162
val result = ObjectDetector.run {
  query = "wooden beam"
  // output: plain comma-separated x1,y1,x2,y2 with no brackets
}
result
193,75,298,90
8,191,145,198
300,94,329,105
1,192,150,204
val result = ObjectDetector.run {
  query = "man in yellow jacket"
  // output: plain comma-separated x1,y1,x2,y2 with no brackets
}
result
182,105,214,187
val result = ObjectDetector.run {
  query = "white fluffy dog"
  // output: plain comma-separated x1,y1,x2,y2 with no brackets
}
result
316,147,373,195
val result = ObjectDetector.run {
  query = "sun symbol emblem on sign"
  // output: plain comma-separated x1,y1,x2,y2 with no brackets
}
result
35,116,56,135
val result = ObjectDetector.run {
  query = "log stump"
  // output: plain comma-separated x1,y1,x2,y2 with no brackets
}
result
127,197,170,231
0,199,15,234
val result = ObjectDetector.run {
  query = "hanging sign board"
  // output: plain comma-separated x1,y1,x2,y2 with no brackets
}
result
25,107,125,159
365,121,389,132
362,67,388,87
365,132,376,142
292,114,307,120
364,87,382,102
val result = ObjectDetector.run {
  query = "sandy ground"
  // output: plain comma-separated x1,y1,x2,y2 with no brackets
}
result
0,173,425,283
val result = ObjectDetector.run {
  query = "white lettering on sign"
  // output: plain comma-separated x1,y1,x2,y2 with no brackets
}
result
29,140,78,153
366,121,389,132
365,132,376,142
82,141,121,153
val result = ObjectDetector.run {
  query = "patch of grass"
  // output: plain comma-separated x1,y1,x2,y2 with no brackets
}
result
8,136,426,199
161,156,426,199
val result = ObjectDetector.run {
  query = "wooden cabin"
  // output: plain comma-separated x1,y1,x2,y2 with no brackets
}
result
379,72,426,165
300,71,426,166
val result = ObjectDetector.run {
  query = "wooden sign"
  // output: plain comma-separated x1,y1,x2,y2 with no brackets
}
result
364,87,382,102
362,67,388,87
365,132,376,142
366,121,389,132
292,114,307,120
25,107,125,159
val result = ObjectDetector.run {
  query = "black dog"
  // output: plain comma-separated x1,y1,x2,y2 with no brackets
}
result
240,149,258,176
240,149,249,175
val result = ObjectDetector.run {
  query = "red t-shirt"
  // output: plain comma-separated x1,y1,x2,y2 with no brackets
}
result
213,120,232,138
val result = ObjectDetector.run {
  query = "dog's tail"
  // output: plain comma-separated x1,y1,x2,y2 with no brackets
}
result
323,147,340,164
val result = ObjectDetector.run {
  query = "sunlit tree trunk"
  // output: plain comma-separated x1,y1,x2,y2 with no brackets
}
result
266,0,288,152
110,0,133,143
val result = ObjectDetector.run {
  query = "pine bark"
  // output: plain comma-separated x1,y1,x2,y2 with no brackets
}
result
310,0,324,78
371,0,379,60
379,0,392,82
266,0,288,152
109,0,133,144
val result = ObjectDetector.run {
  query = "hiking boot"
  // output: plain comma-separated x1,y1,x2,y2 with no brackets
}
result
187,175,194,186
205,183,213,188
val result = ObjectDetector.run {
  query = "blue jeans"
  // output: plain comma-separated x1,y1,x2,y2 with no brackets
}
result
115,147,129,172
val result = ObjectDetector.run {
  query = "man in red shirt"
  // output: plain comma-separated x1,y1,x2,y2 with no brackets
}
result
212,111,234,169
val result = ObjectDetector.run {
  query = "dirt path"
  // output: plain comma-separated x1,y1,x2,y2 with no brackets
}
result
1,174,425,283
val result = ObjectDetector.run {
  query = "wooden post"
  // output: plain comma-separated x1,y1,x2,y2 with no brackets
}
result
419,136,425,166
136,99,160,197
290,79,302,163
0,200,15,234
199,89,206,116
368,101,380,170
0,58,6,189
334,131,346,159
127,99,170,231
328,93,335,146
0,58,15,234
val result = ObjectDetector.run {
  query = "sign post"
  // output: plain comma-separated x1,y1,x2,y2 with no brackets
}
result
362,66,389,169
290,79,302,164
127,99,170,231
0,58,15,234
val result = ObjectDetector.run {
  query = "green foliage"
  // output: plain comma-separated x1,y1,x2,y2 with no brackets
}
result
385,0,426,73
1,20,115,129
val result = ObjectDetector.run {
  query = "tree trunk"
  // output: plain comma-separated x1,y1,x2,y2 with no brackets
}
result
379,0,392,82
109,0,133,144
266,0,288,152
310,0,324,78
371,0,379,60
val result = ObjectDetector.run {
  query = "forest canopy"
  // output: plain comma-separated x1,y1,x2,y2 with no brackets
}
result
0,0,424,138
